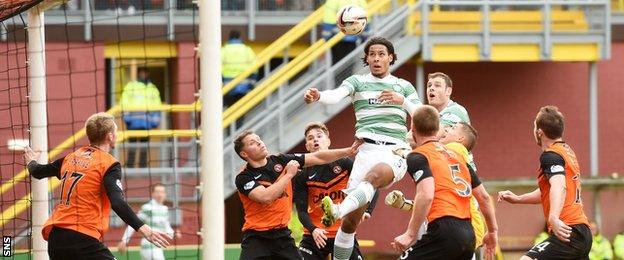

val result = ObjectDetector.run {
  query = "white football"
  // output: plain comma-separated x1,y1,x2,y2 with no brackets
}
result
337,5,367,36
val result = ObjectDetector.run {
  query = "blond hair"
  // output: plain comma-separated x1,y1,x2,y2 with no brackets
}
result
85,112,116,145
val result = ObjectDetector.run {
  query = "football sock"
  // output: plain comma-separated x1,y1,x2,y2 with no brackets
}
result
333,228,355,260
338,181,375,219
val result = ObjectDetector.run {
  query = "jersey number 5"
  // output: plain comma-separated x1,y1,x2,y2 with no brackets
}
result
60,171,85,205
449,165,471,197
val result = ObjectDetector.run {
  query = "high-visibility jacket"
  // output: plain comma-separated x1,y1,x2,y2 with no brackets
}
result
120,80,162,130
590,234,614,260
614,233,624,260
221,39,256,79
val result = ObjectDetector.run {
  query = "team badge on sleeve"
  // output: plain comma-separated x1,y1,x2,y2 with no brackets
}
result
274,164,283,172
244,181,255,190
333,165,342,174
550,165,564,173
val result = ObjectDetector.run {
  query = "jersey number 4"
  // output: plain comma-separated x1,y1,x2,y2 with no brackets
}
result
60,171,85,205
449,165,471,197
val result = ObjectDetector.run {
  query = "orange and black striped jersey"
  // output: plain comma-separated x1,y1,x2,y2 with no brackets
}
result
235,153,306,232
293,157,352,237
41,146,119,241
538,141,589,227
408,141,480,222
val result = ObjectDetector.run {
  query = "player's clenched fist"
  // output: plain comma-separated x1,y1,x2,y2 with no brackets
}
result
497,190,521,204
284,160,301,177
304,88,321,104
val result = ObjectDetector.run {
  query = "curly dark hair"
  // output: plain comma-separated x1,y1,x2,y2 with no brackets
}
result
362,37,397,66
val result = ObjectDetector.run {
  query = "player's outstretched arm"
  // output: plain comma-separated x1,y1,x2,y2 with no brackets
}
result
304,86,350,105
24,147,64,179
392,177,434,253
248,160,300,204
303,139,362,167
473,185,499,258
497,188,541,204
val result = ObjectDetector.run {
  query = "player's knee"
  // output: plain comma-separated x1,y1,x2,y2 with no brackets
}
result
363,163,394,187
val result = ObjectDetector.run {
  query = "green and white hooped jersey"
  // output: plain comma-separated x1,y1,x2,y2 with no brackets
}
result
137,200,174,249
439,100,470,126
439,100,476,170
342,73,421,146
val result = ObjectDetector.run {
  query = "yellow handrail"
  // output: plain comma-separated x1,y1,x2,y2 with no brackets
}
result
222,0,391,126
223,35,344,127
221,6,326,96
222,39,328,123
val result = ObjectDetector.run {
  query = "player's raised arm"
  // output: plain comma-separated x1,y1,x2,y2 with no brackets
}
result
303,139,361,167
304,84,351,105
498,188,541,204
24,146,64,179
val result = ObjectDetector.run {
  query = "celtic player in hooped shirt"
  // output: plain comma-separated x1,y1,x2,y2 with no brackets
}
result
304,36,421,260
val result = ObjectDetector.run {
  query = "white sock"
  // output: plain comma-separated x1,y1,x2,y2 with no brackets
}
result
338,181,375,218
333,228,355,260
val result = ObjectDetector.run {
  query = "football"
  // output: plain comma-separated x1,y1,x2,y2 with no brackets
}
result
337,5,367,36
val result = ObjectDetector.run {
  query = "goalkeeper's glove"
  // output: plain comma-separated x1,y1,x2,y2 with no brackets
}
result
385,190,413,211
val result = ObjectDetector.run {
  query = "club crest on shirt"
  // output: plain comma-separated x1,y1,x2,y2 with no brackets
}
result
333,165,342,174
274,164,283,172
392,84,402,92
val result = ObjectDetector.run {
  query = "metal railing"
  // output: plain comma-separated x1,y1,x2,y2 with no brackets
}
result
412,0,611,61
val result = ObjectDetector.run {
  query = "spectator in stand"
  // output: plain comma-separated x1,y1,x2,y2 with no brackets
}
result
614,230,624,260
120,67,163,168
590,221,614,260
221,30,257,108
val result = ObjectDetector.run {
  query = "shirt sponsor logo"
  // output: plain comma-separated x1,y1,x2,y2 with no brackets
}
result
244,181,255,190
313,190,346,204
368,98,382,105
550,165,565,173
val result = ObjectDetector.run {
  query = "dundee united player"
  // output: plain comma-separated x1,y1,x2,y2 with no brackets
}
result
233,130,361,260
24,112,171,259
387,122,496,255
393,106,498,259
293,122,364,260
304,36,421,260
498,106,591,260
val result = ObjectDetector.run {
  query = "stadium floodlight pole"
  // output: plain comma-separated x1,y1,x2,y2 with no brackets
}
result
200,0,224,259
27,5,50,260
